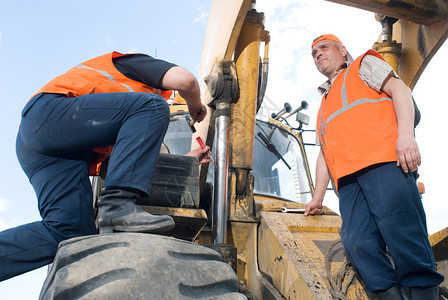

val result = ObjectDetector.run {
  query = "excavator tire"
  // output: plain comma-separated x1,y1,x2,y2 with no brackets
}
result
39,233,246,300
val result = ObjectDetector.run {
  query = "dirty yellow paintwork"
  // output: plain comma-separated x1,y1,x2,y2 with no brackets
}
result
230,9,264,170
229,170,258,222
429,227,448,247
370,19,448,90
373,41,402,73
392,19,448,89
256,209,370,299
221,194,372,299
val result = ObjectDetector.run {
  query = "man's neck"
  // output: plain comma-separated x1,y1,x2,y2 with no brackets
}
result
318,62,349,95
327,62,348,82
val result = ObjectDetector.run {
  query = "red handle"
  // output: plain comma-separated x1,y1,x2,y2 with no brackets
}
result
196,137,211,155
196,137,206,149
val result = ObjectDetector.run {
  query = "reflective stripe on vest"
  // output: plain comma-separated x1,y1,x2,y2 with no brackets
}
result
76,64,135,92
319,64,392,147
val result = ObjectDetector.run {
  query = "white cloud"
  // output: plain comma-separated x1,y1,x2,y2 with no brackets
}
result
194,11,208,23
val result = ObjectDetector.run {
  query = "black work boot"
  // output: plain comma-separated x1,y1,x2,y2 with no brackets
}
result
378,285,405,300
409,286,439,300
97,187,175,234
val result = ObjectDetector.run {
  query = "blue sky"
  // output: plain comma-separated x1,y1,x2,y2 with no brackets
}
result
0,0,447,298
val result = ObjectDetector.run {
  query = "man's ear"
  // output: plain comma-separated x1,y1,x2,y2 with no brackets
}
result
340,46,347,57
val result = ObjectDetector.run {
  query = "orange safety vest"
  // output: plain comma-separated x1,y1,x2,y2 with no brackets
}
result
35,52,173,176
316,50,398,189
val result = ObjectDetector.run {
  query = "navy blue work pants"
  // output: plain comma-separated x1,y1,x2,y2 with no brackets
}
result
338,162,444,293
0,92,169,281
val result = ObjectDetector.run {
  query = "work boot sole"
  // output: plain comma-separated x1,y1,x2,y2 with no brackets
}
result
99,219,175,234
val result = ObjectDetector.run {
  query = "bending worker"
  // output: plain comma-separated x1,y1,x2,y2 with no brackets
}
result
305,34,444,299
0,51,209,282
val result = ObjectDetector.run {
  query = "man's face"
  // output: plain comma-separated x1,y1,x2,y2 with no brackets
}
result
311,40,347,79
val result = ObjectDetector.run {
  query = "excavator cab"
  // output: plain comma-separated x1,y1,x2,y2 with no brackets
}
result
163,103,315,209
252,119,313,204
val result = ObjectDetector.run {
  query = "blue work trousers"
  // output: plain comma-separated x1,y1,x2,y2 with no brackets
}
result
338,162,444,293
0,92,169,281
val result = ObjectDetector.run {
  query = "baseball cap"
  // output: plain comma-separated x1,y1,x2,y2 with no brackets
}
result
311,34,353,63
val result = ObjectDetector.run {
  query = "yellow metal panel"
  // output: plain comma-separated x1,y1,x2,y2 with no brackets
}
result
326,0,448,25
254,196,336,216
393,19,448,89
429,227,448,247
258,211,370,299
230,10,264,169
259,211,334,299
369,10,448,90
372,41,402,73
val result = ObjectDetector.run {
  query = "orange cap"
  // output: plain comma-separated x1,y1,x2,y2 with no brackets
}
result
311,34,344,48
311,34,353,63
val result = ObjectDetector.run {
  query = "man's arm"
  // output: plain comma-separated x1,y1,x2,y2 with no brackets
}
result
160,66,207,123
382,77,421,173
305,149,330,216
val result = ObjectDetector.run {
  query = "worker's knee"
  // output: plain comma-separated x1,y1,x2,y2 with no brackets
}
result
340,232,357,262
43,213,97,242
340,228,376,264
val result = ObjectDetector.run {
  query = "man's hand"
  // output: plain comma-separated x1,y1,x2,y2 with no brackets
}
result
304,198,323,216
396,134,421,173
185,146,212,164
305,149,329,216
190,105,207,123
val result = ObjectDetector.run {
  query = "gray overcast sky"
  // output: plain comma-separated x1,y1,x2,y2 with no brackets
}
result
0,0,446,298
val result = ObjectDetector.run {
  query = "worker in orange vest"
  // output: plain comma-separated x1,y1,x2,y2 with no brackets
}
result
305,35,443,299
0,52,209,281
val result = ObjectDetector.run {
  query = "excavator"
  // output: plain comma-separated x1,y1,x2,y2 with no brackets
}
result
38,0,448,299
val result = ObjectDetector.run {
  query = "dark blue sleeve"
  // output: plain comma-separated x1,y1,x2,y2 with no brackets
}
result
112,54,177,89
